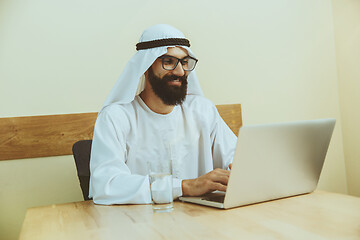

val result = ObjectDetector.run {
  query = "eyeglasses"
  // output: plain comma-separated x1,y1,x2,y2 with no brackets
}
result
158,55,198,71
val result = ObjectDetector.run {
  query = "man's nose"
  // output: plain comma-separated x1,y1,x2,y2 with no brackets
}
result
172,62,185,76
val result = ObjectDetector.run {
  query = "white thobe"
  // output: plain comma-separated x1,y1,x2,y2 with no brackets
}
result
89,95,237,205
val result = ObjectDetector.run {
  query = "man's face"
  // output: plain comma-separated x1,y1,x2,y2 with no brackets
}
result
146,47,190,106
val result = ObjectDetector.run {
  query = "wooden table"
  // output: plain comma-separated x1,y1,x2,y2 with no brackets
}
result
19,191,360,240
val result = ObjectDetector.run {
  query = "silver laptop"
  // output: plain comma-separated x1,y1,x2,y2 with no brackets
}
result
179,118,336,209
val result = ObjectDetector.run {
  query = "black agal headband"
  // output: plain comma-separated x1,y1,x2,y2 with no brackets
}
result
136,38,190,51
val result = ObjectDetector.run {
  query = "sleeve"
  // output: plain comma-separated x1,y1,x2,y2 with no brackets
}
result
172,178,183,199
89,108,152,205
210,106,238,170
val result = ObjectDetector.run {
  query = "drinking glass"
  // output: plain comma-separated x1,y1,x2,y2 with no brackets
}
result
148,160,173,213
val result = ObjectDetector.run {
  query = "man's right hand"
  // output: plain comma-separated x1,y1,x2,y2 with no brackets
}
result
181,168,230,197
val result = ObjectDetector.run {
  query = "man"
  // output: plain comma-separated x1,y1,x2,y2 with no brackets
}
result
89,24,237,205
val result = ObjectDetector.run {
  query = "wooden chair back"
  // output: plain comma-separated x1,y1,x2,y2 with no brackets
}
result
0,104,242,161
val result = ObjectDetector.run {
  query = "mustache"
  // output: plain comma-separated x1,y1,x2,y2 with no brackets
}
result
162,74,187,82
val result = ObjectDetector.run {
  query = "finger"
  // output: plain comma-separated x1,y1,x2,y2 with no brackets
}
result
214,175,229,186
206,172,229,185
229,163,232,170
212,168,231,176
210,182,227,192
208,169,230,181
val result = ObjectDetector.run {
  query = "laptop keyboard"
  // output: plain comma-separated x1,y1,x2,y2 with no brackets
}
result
201,193,225,203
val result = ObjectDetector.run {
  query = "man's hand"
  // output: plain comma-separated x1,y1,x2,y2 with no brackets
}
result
181,168,230,197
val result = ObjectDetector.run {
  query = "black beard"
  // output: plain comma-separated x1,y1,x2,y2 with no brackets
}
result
147,67,188,106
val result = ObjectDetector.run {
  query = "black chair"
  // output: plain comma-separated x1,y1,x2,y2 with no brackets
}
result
72,140,93,200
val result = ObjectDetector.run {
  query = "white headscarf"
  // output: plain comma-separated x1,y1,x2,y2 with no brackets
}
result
101,24,203,112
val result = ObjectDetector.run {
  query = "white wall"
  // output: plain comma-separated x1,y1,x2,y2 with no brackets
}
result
0,157,83,240
332,0,360,196
0,0,349,239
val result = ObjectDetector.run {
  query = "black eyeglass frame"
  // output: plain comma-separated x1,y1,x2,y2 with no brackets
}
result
158,55,198,72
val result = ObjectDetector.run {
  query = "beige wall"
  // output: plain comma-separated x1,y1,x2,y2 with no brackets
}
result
0,157,83,240
0,0,351,239
332,0,360,197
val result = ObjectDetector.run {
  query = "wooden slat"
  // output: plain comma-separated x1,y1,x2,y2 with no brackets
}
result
0,113,98,160
0,104,242,161
216,104,242,136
